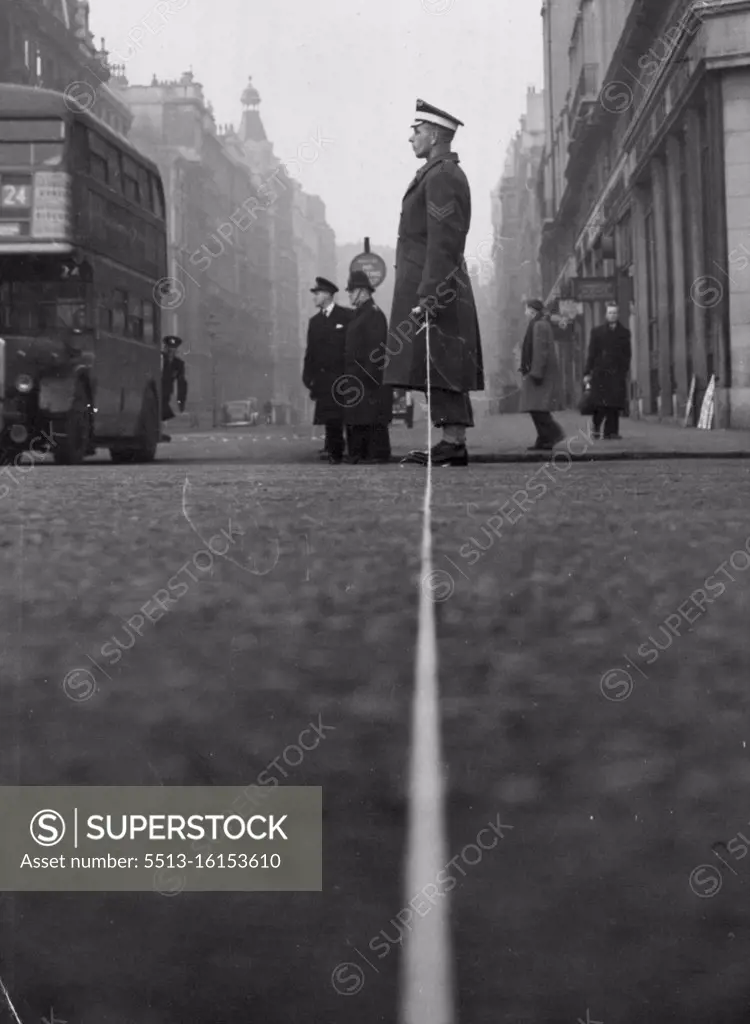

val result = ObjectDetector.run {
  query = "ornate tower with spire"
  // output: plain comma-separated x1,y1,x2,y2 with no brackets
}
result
238,76,267,143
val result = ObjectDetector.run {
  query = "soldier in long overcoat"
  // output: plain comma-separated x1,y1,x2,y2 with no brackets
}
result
383,99,484,467
302,276,353,463
519,300,565,451
584,302,632,439
341,269,393,463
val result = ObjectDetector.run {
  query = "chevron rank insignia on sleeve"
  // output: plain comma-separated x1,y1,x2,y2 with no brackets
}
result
427,199,457,221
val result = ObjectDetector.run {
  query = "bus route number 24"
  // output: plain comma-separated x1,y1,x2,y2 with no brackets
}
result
1,184,31,208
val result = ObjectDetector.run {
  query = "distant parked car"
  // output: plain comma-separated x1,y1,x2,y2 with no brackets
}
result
221,398,260,427
392,389,414,428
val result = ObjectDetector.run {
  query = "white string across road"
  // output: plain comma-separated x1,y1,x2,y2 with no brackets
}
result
0,972,24,1024
400,314,455,1024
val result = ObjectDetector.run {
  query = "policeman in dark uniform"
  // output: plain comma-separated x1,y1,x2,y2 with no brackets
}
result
161,335,188,442
302,277,354,463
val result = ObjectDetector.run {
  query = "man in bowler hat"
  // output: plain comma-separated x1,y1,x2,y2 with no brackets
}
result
384,99,484,466
302,276,353,463
342,269,393,463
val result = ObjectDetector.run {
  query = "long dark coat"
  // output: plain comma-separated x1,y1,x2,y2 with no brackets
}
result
302,304,353,424
383,152,484,394
519,315,561,413
343,299,393,426
161,352,187,421
584,322,632,410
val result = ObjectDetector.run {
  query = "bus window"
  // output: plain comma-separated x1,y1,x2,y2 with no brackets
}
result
90,152,107,184
0,142,31,165
33,142,63,166
137,167,150,210
152,176,166,220
112,288,127,334
0,120,64,141
0,278,88,334
146,175,157,215
128,295,144,339
98,298,112,331
123,172,139,203
143,300,155,343
144,223,157,263
122,155,140,202
106,145,122,192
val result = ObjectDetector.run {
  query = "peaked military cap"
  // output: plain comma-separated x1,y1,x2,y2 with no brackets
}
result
310,276,338,294
412,99,464,132
163,335,183,348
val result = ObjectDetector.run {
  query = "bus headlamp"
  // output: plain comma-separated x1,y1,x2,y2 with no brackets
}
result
15,374,34,393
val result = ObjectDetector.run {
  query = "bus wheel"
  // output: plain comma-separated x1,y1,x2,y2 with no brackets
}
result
52,380,92,465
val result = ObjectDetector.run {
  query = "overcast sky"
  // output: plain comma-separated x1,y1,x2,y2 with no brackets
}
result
91,0,544,258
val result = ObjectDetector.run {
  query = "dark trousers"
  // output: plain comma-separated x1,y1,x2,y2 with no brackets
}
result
592,408,619,437
325,420,345,458
429,389,474,427
348,424,391,461
529,411,563,446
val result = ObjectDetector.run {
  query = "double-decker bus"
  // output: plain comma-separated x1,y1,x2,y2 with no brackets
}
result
0,83,170,464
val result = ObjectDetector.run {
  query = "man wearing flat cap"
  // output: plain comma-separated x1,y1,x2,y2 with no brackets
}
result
383,99,484,467
302,276,354,463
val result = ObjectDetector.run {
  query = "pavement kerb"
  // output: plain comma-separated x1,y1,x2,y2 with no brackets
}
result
297,450,750,464
466,449,750,463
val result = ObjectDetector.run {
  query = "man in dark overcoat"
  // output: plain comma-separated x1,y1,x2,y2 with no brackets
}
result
160,335,188,442
341,269,393,463
584,302,632,439
302,276,353,463
519,300,564,451
383,99,484,467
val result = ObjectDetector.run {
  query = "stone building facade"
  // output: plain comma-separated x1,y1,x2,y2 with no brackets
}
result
293,190,337,422
539,0,750,428
492,87,547,410
0,0,131,135
112,73,338,424
113,72,275,422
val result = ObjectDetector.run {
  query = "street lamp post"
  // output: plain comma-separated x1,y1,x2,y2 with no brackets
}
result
206,312,220,428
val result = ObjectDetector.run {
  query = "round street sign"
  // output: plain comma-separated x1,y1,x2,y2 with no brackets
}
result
349,251,387,288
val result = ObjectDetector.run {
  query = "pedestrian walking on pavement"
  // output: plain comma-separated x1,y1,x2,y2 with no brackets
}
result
160,335,188,443
584,302,632,439
520,300,565,451
384,98,484,467
342,270,393,463
302,276,354,464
